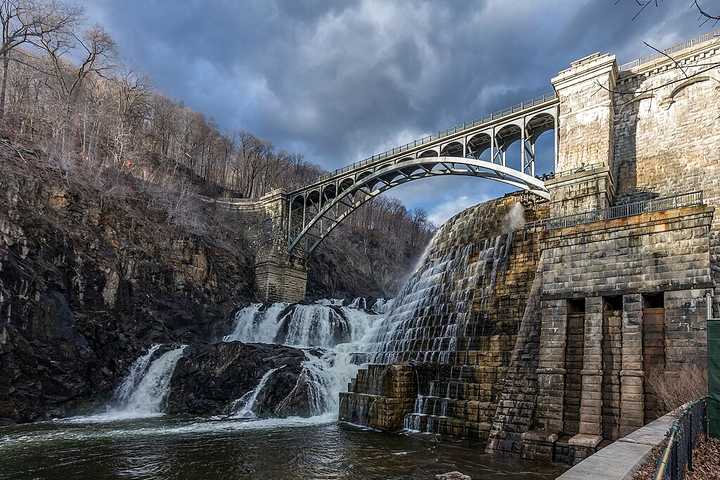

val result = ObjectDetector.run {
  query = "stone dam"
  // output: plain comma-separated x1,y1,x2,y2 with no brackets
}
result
332,34,720,464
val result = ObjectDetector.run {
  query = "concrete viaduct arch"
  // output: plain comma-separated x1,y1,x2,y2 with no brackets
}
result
254,91,567,303
287,97,558,255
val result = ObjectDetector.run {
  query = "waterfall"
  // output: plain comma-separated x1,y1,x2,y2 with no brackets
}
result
118,345,187,415
224,303,288,344
224,300,382,418
230,365,286,419
362,227,512,365
65,344,187,423
225,303,356,348
371,298,393,314
113,344,162,404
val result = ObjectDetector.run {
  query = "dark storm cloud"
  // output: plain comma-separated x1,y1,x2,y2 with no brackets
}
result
83,0,706,221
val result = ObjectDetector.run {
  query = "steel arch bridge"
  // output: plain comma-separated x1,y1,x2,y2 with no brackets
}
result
286,92,559,254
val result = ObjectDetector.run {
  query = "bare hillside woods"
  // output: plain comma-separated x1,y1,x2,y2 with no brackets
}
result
0,0,433,298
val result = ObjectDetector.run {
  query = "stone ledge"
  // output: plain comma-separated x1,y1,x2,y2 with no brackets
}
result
556,411,676,480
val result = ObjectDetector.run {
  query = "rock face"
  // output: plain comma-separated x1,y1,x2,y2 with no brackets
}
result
0,146,255,423
166,342,316,417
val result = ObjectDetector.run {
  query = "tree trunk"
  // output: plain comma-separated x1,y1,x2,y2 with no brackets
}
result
0,53,10,120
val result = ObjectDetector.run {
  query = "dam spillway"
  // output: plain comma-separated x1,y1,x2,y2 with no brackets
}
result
339,185,715,463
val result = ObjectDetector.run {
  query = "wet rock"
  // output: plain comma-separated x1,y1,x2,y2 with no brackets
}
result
0,145,254,423
435,472,471,480
166,341,315,417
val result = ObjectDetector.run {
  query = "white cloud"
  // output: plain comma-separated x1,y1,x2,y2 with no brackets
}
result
427,194,489,226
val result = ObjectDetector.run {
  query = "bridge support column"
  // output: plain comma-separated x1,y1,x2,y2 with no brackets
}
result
251,189,308,303
254,249,307,303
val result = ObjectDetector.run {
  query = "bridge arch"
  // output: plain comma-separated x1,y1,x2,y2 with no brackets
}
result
440,141,464,157
418,149,439,158
288,155,548,254
467,132,493,160
524,111,558,175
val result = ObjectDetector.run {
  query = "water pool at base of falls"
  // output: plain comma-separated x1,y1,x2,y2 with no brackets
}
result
0,417,565,480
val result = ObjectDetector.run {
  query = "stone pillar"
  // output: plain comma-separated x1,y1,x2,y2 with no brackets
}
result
569,296,603,461
523,299,567,460
548,52,618,217
620,294,645,436
252,189,308,303
254,250,307,303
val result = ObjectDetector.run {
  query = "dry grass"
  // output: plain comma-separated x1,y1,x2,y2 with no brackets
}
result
646,364,708,413
632,364,710,480
632,444,666,480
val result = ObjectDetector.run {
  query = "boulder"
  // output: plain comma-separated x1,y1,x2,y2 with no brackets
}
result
166,341,318,417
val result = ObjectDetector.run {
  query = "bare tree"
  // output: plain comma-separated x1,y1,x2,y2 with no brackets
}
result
604,1,720,96
38,23,116,158
0,0,78,119
693,0,720,26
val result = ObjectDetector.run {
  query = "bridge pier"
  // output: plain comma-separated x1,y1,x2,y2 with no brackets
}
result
250,189,309,303
254,249,307,303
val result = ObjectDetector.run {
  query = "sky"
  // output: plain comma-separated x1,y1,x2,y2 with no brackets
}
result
81,0,711,225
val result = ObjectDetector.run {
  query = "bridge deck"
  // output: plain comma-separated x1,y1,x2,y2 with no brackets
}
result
292,91,558,195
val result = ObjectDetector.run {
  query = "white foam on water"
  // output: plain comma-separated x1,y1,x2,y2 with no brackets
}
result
2,414,338,449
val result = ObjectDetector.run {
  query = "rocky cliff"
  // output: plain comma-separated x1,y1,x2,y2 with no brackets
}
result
0,142,255,423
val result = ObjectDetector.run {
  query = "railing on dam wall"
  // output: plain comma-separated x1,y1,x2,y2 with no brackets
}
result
619,28,720,71
653,399,707,480
525,191,704,231
314,91,558,183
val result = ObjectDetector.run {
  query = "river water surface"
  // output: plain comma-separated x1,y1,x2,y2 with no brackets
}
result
0,415,565,479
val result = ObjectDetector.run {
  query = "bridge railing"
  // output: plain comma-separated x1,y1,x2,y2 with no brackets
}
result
525,191,704,230
313,91,558,184
619,28,720,71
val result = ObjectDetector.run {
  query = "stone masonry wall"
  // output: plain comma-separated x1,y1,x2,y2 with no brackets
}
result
340,34,719,462
612,39,720,290
522,205,713,461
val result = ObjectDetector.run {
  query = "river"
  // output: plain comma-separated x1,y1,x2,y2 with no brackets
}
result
0,415,564,479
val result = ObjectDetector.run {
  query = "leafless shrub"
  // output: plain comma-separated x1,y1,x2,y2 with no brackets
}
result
646,363,708,413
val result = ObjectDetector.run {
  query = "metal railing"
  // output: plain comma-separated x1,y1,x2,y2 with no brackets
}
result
525,191,704,231
620,28,720,71
312,91,558,184
654,398,708,480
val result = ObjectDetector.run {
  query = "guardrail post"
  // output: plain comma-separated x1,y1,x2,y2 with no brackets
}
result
687,411,693,473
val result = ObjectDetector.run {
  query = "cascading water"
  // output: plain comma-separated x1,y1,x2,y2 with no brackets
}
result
230,365,287,418
362,229,512,366
342,207,517,435
76,298,381,424
66,344,187,423
223,302,288,344
113,344,162,404
223,299,383,418
120,345,187,415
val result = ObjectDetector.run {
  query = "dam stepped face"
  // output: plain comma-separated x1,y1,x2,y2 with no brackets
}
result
335,40,720,464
